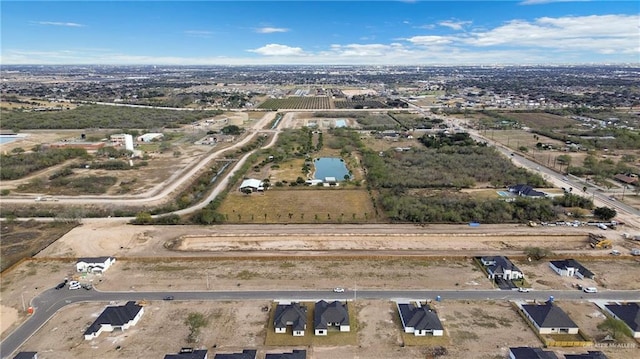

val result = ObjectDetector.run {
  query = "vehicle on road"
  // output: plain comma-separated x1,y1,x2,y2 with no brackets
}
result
610,250,621,256
163,296,174,300
333,287,345,293
630,249,640,256
518,287,531,293
55,282,66,290
583,287,598,293
69,282,81,290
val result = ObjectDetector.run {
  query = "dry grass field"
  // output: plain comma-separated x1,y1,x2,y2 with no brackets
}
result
505,112,578,129
217,189,378,224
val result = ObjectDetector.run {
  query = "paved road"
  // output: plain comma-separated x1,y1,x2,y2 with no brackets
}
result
2,286,638,359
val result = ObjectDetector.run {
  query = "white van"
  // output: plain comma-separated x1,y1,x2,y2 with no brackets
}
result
583,287,598,293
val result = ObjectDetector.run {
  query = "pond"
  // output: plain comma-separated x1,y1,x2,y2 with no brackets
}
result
314,157,350,180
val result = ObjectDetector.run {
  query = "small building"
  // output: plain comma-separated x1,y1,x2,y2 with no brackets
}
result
323,177,337,186
274,302,307,336
602,302,640,338
520,301,579,335
13,352,38,359
614,173,638,186
84,301,144,340
213,349,257,359
164,348,208,359
239,178,264,193
549,259,595,279
480,256,524,280
76,256,116,273
508,347,558,359
314,300,350,335
137,133,164,142
396,301,444,336
265,350,306,359
508,184,547,198
564,351,608,359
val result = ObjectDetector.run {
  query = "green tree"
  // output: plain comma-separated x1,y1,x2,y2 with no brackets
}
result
594,207,616,221
185,312,208,343
597,317,632,340
133,212,153,224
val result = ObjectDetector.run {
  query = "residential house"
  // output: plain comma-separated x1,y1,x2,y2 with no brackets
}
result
564,351,608,359
76,256,116,273
274,302,307,336
480,256,524,280
549,259,595,279
84,301,144,340
164,348,208,359
396,301,444,336
137,133,164,142
12,353,38,359
265,350,306,359
213,350,257,359
520,301,579,334
314,300,350,335
239,178,264,193
614,174,638,186
508,184,547,198
602,302,640,338
508,347,558,359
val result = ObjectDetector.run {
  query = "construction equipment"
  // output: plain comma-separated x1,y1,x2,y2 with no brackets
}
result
589,233,612,249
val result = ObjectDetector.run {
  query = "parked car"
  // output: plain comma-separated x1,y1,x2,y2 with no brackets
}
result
69,283,81,290
518,287,531,293
333,287,345,293
55,282,66,290
610,250,621,256
583,287,598,293
631,249,640,256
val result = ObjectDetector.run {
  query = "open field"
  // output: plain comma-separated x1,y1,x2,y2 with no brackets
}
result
217,189,378,224
505,112,579,129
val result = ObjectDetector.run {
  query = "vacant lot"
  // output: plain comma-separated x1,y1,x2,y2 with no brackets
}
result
506,112,579,130
0,220,77,272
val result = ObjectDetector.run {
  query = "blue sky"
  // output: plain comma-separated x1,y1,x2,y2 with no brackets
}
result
1,1,639,65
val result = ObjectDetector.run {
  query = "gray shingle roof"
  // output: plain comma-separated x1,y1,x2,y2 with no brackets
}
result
265,350,306,359
398,303,443,331
564,351,608,359
550,259,595,279
521,302,578,329
164,349,208,359
274,303,307,332
84,301,142,336
214,349,257,359
12,352,38,359
314,300,349,330
481,256,521,276
605,302,640,332
509,347,558,359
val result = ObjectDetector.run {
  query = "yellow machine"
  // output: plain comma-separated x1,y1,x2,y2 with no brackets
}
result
589,233,612,249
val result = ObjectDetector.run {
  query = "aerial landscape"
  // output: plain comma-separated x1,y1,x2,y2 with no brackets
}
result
1,1,639,359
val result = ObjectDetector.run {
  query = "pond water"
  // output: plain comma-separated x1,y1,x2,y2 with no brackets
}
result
0,136,18,144
335,119,347,127
314,157,350,180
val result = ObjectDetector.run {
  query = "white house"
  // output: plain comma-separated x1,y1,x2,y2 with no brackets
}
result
549,259,595,279
239,178,264,193
480,256,524,280
314,300,350,335
137,133,164,142
396,301,444,336
274,302,307,336
84,301,144,340
520,301,579,335
76,256,116,273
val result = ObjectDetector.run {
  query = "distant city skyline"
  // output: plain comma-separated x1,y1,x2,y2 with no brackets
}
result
1,0,639,65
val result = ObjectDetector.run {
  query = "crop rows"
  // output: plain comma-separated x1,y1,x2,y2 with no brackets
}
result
258,96,331,109
334,100,387,109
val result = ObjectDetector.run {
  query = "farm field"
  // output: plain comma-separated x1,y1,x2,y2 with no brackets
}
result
216,189,378,224
258,97,331,110
505,112,579,129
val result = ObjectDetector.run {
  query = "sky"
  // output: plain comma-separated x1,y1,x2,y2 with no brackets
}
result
1,0,639,65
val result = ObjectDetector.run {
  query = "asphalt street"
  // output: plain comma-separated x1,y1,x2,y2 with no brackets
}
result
2,286,639,359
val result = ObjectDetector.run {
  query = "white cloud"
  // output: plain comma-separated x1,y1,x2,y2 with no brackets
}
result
248,44,305,56
406,35,453,46
32,21,84,27
255,27,289,34
463,14,640,55
438,20,472,30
